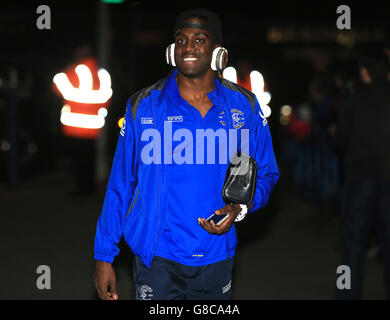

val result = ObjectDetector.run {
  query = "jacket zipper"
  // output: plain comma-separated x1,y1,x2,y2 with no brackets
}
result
126,188,140,218
225,99,232,260
151,93,164,262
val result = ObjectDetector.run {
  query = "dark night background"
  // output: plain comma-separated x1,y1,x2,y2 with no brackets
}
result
0,0,389,300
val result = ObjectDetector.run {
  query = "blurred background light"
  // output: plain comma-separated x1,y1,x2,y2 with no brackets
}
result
60,104,107,129
53,64,113,104
222,66,237,84
117,117,125,129
280,105,292,117
250,70,272,117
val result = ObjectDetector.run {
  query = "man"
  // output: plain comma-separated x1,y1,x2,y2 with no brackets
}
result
93,8,279,300
335,51,390,299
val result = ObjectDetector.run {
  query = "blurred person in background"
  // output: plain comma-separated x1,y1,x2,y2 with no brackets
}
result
335,50,390,299
308,77,335,205
288,75,339,207
329,64,355,195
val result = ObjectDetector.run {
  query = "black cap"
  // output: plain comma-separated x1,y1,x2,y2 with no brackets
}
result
174,8,222,44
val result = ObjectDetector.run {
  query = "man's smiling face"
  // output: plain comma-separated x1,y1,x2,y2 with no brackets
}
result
174,17,216,78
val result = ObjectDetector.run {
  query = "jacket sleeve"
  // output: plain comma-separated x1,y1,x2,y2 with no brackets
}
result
94,98,139,263
248,99,279,213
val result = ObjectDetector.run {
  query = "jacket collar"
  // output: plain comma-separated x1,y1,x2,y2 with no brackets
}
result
160,69,226,112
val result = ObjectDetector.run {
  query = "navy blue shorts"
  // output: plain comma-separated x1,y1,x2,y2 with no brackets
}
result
133,255,234,300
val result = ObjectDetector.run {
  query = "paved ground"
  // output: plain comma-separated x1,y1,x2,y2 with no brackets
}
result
0,169,387,300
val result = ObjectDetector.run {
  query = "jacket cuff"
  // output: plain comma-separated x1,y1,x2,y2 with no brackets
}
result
94,252,115,263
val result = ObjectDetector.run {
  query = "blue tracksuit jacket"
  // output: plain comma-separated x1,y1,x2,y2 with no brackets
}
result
94,69,279,268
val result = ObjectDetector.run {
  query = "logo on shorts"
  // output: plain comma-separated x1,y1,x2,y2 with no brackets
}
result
222,280,232,294
139,284,153,300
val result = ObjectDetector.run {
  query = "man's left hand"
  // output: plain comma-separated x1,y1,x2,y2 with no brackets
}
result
198,204,241,235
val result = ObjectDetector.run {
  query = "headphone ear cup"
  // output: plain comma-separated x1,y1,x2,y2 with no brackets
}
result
211,47,228,71
165,43,176,66
211,47,219,71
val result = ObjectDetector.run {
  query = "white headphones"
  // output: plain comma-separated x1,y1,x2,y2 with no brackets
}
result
165,43,176,67
165,43,228,71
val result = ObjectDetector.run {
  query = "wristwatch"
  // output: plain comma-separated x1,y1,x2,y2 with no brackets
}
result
235,204,248,222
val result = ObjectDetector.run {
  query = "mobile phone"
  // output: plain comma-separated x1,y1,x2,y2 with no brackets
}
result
206,213,230,226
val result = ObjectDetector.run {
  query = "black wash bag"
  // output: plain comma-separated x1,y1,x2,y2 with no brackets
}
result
222,153,257,205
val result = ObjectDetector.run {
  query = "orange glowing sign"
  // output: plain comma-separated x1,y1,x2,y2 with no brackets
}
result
53,59,112,139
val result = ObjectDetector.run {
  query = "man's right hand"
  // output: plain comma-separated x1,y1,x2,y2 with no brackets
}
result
93,261,119,300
